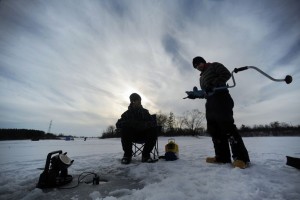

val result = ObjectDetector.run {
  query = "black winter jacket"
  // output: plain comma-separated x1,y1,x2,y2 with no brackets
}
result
116,104,156,130
200,62,231,91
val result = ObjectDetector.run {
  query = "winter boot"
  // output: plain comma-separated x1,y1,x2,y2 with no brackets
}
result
233,160,248,169
206,157,218,163
142,156,156,163
121,157,131,165
206,156,231,164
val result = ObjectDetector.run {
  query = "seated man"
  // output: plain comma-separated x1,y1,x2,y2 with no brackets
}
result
116,93,157,164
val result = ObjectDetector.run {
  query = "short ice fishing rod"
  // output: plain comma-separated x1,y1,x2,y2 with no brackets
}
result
184,66,293,99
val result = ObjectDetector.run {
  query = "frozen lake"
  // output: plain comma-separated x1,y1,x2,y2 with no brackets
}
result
0,136,299,200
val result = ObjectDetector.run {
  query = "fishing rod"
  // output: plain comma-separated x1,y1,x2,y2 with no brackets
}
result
184,66,293,99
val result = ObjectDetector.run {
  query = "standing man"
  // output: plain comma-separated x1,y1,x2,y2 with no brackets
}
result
116,93,157,164
189,56,250,169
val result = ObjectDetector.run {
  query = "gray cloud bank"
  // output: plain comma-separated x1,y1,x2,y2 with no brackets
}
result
0,0,299,136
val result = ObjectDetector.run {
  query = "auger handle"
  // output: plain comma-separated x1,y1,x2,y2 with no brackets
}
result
285,75,293,84
234,67,248,73
234,66,292,84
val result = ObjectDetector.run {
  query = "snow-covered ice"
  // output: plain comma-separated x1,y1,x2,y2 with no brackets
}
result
0,136,299,200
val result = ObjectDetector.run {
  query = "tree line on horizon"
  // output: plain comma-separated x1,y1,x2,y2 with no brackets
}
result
1,109,299,140
101,109,300,138
0,129,58,140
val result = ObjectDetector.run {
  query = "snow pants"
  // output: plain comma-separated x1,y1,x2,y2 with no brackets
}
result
121,127,157,158
206,90,250,163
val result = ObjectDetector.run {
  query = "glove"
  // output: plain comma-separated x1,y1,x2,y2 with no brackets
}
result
185,91,205,99
187,94,197,99
193,89,206,98
185,91,197,99
185,86,208,99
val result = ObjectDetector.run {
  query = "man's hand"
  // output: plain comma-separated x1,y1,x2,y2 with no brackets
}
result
187,94,197,99
184,88,207,99
184,91,197,99
193,89,206,98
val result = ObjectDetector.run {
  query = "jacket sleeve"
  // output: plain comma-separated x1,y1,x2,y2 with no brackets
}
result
142,110,157,128
116,112,129,129
116,109,156,130
116,112,141,129
212,63,231,87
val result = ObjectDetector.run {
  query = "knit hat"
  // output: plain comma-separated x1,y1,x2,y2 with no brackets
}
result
192,57,206,68
129,93,141,102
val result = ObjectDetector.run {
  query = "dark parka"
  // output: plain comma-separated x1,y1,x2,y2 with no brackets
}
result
200,62,250,163
199,62,231,91
116,104,157,159
116,104,156,131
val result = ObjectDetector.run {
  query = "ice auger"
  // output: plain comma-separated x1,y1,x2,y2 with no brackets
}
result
184,66,293,99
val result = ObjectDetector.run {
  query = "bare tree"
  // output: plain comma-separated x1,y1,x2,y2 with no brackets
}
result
101,125,117,138
156,111,168,131
175,116,185,130
182,109,205,133
106,125,115,134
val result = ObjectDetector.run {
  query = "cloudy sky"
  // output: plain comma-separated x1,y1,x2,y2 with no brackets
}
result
0,0,299,137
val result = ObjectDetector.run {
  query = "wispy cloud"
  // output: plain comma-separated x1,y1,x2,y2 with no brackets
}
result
0,0,299,136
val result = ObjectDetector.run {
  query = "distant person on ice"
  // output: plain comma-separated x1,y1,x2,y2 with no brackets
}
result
116,93,157,164
189,56,250,169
